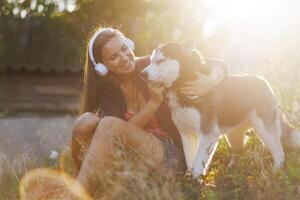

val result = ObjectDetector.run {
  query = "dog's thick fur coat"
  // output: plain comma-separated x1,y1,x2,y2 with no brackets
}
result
141,40,300,178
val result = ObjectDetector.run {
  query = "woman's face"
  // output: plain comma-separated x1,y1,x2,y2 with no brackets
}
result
101,36,135,75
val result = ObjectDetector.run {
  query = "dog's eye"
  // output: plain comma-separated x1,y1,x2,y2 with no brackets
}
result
157,58,167,64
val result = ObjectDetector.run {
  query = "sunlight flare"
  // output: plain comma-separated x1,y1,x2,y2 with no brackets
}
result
19,168,92,200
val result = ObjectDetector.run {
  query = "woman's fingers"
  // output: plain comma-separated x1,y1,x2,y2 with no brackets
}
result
179,71,220,98
147,82,166,103
181,87,201,95
180,86,193,93
182,81,194,86
196,72,209,79
150,82,165,92
185,95,199,100
184,77,211,86
180,85,209,96
148,82,166,97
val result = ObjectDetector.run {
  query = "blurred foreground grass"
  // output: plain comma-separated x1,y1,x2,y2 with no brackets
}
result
1,131,300,200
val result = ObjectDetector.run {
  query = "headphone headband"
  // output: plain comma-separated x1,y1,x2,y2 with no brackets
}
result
88,30,102,67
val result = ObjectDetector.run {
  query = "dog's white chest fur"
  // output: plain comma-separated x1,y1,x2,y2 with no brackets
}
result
166,91,203,170
166,92,201,134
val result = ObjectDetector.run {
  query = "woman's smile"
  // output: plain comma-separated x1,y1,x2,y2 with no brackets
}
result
122,56,134,71
101,36,136,75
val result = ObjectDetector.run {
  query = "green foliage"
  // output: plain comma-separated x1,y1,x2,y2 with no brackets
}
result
1,0,300,80
212,135,298,200
0,0,57,18
0,0,208,72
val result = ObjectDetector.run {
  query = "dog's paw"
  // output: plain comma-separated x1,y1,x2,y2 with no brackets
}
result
196,176,204,184
184,170,193,181
184,170,207,185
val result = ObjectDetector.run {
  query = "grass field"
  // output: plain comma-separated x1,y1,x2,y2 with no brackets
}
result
1,132,300,200
1,68,300,200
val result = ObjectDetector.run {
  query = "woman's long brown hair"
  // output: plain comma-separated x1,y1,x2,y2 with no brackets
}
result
79,28,125,115
79,48,100,114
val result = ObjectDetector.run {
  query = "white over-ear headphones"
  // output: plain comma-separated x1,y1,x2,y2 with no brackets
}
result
88,29,135,76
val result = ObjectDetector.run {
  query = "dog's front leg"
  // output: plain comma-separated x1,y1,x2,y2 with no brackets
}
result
192,131,220,178
180,132,199,170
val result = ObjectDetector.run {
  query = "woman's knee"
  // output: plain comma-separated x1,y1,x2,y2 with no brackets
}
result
73,112,101,138
94,116,127,138
72,112,101,169
72,112,101,151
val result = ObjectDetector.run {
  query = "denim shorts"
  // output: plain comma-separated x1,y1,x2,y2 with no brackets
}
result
156,135,186,173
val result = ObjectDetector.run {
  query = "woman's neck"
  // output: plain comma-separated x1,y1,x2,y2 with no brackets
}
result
118,73,143,113
117,72,134,84
120,77,136,93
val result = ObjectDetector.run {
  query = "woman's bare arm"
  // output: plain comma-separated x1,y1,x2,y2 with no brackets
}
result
128,83,164,128
180,59,229,98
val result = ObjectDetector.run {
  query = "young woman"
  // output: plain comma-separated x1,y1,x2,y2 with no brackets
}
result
71,27,228,194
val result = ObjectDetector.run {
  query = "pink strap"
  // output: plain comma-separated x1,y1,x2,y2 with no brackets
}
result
124,110,134,120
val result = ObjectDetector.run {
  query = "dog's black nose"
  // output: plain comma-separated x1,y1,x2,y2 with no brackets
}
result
140,71,149,80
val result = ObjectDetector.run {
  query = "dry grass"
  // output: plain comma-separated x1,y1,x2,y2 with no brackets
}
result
1,132,300,200
1,61,300,199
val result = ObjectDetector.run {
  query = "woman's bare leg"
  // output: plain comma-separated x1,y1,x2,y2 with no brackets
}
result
76,116,165,194
71,112,101,170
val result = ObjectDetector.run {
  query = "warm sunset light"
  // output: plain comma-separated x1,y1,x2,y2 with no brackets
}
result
200,0,298,38
1,0,300,199
19,168,92,200
208,0,290,21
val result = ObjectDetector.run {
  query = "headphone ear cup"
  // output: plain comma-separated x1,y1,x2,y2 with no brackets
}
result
95,63,109,76
124,38,135,51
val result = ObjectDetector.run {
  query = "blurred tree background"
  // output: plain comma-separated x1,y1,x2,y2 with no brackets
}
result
1,0,300,74
0,0,300,123
0,0,209,73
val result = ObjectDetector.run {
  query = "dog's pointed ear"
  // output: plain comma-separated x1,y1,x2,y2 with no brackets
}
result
182,38,195,56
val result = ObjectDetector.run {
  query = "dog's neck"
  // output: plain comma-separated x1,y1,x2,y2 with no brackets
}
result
165,85,205,109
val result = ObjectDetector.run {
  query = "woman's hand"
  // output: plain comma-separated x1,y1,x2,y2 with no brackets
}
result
128,82,165,128
180,66,225,98
148,82,165,105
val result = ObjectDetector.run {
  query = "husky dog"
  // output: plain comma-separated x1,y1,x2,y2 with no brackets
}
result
141,40,300,178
